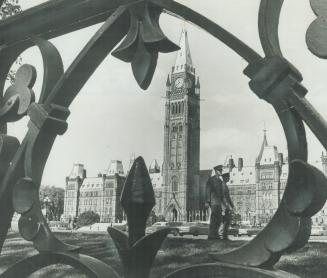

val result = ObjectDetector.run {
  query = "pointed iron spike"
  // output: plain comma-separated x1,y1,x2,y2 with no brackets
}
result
121,156,155,246
111,16,139,63
121,156,155,207
131,37,158,90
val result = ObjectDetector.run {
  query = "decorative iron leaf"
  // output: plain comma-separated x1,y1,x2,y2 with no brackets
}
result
108,226,169,278
111,15,139,62
0,64,36,122
132,39,158,90
12,177,38,214
112,2,179,90
306,0,327,58
284,159,327,216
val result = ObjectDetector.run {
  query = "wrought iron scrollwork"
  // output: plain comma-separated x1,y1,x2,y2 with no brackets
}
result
0,0,327,277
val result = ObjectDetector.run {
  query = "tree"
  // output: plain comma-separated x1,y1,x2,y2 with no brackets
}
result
39,185,65,221
0,0,20,19
77,211,100,228
0,1,22,83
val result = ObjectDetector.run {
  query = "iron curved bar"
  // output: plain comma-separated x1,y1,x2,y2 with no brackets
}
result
0,4,130,255
0,252,120,278
164,262,299,278
152,0,262,64
258,0,284,57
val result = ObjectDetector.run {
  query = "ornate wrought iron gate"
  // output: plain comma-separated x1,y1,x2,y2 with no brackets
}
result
0,0,327,277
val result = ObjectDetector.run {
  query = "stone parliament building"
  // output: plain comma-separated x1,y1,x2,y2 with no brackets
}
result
63,30,327,225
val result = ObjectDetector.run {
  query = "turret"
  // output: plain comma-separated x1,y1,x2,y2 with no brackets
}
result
195,76,200,95
166,74,171,97
278,153,284,166
107,160,125,176
228,158,235,172
238,158,243,172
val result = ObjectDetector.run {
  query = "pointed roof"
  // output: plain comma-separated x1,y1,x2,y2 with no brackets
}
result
256,130,279,165
256,130,269,163
196,76,200,88
107,160,125,176
166,74,171,86
69,163,85,179
173,29,194,75
149,159,160,174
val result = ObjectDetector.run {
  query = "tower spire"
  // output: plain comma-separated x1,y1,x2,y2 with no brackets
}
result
173,28,194,75
256,129,269,163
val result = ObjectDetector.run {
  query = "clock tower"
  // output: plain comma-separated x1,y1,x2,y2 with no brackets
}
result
162,29,200,221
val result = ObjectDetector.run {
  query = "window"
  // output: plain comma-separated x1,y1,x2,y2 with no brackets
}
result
171,176,179,192
106,181,114,188
179,125,183,132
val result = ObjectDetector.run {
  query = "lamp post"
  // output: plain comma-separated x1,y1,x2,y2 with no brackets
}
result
43,196,51,222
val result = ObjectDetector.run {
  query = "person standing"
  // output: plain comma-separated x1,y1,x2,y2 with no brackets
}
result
205,165,226,240
221,172,235,240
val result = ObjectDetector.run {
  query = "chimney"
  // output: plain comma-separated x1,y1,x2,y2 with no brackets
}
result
238,158,243,172
278,153,283,165
228,158,235,172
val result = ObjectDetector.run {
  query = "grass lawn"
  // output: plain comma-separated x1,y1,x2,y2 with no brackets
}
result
1,232,327,277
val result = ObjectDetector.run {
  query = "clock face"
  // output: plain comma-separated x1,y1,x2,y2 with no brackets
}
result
175,78,184,88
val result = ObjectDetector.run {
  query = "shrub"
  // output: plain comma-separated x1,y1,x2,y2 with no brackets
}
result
77,211,100,228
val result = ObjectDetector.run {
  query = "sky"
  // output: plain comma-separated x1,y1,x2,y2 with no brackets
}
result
6,0,327,187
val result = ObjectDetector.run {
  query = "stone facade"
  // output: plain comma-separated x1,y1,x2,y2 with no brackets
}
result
63,161,125,223
312,152,327,225
225,132,287,225
63,164,85,220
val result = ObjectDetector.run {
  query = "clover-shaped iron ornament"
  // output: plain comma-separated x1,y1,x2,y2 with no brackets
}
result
112,2,180,89
0,64,36,123
306,0,327,58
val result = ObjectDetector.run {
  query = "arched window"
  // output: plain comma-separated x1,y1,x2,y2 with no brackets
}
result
178,102,181,114
181,102,184,114
171,176,179,192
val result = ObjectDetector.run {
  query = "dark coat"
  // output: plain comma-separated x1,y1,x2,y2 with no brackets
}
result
206,175,225,206
223,184,234,210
